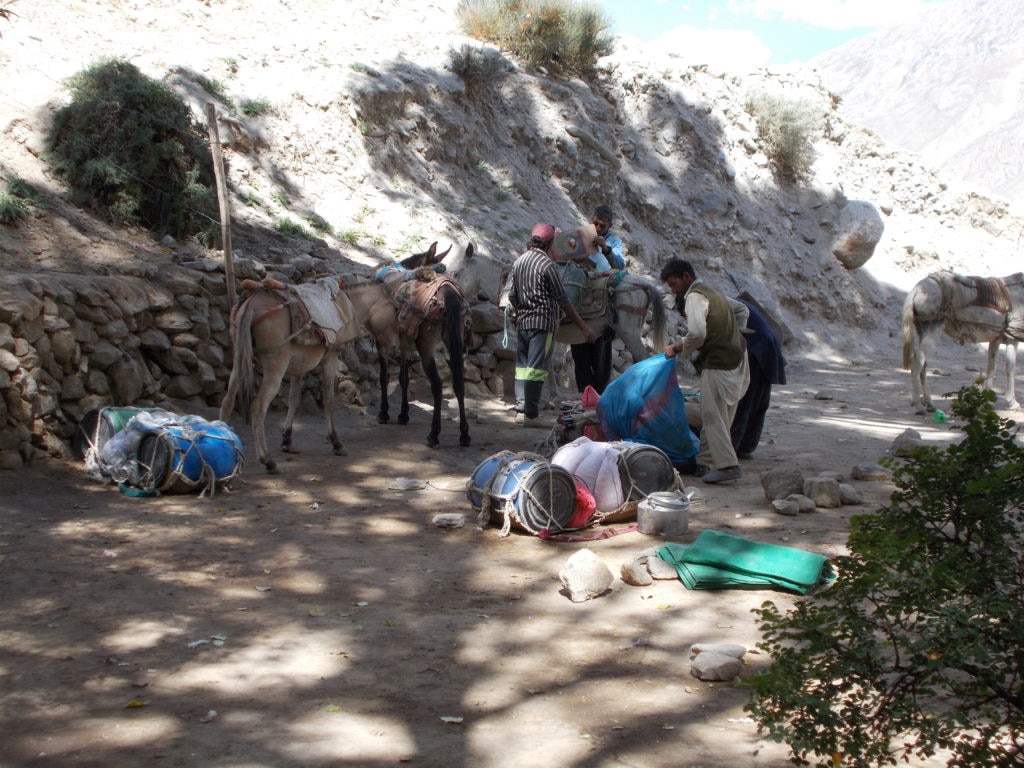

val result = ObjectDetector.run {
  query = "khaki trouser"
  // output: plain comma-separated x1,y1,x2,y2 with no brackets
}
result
696,357,750,470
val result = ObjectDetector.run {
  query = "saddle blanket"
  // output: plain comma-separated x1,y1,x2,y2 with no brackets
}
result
292,277,347,332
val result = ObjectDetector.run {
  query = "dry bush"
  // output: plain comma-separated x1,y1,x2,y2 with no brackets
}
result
745,89,823,182
456,0,613,77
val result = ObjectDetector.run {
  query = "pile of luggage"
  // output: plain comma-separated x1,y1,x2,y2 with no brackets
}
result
73,406,243,497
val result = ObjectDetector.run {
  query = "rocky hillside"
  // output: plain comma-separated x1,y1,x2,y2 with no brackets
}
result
1,0,1023,463
812,0,1024,214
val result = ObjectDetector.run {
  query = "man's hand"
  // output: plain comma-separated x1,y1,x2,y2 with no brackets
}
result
664,341,680,358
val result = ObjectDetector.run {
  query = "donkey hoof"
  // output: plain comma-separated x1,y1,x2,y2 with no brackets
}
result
426,435,440,448
332,445,347,456
460,435,472,447
398,415,410,425
377,415,390,424
265,461,282,475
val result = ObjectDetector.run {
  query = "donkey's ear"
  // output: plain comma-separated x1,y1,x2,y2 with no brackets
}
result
465,241,476,259
436,244,452,261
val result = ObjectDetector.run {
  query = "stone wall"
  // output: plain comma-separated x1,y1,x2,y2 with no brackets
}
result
0,259,666,470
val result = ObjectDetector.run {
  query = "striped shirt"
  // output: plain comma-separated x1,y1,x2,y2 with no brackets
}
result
510,247,571,331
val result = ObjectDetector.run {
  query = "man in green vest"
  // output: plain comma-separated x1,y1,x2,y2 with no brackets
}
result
661,259,749,484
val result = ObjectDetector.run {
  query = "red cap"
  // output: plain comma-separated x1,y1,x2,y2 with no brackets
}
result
531,222,555,241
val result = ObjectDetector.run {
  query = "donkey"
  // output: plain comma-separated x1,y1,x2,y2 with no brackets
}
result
344,264,472,448
901,271,1024,413
219,276,360,473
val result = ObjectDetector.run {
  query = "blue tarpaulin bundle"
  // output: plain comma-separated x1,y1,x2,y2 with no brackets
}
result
596,354,698,465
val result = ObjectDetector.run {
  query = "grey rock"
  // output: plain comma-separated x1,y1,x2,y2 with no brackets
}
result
761,467,806,501
851,463,890,481
803,476,842,508
559,549,614,602
771,498,800,516
691,650,744,682
620,560,654,586
785,493,817,513
892,428,927,456
839,483,864,504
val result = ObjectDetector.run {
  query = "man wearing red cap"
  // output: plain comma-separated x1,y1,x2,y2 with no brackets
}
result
509,223,597,427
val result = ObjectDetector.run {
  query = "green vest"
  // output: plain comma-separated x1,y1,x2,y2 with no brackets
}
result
687,282,744,370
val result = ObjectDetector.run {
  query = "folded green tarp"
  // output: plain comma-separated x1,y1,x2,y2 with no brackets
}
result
657,529,838,595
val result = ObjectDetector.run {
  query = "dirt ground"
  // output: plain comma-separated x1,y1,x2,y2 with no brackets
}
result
1,343,1020,768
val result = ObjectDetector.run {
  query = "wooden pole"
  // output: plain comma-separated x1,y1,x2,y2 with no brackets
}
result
206,102,236,309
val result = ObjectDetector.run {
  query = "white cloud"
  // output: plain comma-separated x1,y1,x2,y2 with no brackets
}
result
727,0,943,31
649,25,773,71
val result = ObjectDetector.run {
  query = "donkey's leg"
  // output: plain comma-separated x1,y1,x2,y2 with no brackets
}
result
420,352,443,447
252,368,288,474
280,374,302,455
914,323,942,413
397,359,412,425
219,367,240,422
377,354,391,424
451,350,470,448
1004,341,1019,410
322,352,346,456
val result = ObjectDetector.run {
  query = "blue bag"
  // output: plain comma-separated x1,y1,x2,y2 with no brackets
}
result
596,355,698,465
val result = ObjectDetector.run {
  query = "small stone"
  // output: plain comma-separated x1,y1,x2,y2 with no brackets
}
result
785,493,816,513
892,428,927,456
838,483,864,505
641,553,680,580
771,499,799,516
620,560,653,586
851,463,890,481
432,513,465,528
691,651,744,682
691,642,747,659
803,476,842,508
559,549,614,602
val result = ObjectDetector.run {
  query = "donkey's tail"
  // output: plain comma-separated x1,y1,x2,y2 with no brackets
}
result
223,294,259,423
644,278,667,351
443,284,466,390
901,285,918,370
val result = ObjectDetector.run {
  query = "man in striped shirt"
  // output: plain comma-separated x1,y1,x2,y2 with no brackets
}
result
510,223,597,427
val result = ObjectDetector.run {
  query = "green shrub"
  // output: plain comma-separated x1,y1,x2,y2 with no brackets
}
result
0,191,27,224
46,59,219,242
242,97,274,118
746,385,1024,767
274,217,314,240
0,176,34,224
744,89,822,181
456,0,614,77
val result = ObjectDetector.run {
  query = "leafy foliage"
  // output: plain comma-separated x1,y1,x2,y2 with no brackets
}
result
241,97,274,118
746,386,1024,767
744,89,823,182
0,175,33,224
46,59,219,241
456,0,614,77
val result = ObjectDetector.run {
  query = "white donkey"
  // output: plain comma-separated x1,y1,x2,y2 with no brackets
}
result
901,271,1024,412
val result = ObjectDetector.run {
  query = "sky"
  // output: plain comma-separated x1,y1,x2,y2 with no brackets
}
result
597,0,952,70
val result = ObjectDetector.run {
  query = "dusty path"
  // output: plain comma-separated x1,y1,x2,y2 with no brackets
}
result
1,346,1018,768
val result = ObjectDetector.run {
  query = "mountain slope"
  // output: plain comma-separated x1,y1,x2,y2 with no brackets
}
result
812,0,1024,212
1,0,1022,365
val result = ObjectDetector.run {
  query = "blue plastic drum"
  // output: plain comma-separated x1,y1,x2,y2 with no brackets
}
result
138,419,244,494
468,451,577,534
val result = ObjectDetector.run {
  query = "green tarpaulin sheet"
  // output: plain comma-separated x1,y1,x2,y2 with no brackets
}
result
658,529,838,595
